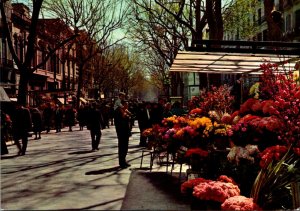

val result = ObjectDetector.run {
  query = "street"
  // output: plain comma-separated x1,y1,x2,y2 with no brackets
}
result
1,124,150,210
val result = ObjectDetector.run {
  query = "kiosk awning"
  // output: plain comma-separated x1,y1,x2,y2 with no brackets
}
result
170,51,299,74
170,40,300,74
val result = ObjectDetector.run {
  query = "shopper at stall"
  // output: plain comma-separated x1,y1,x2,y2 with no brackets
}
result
136,102,152,147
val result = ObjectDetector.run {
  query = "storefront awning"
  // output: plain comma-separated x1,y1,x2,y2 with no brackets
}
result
170,40,300,74
0,87,10,102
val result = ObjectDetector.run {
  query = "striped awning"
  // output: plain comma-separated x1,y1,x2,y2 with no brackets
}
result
170,51,300,74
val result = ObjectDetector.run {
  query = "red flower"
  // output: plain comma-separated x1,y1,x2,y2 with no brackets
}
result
185,148,209,158
259,145,288,168
189,108,202,116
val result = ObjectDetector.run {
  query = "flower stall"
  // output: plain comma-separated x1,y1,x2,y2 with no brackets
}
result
142,62,300,210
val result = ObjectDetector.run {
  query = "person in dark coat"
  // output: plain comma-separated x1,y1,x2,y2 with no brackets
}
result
150,100,164,125
30,107,43,139
77,104,86,131
136,102,152,147
43,103,53,133
12,104,32,156
65,106,76,132
87,103,103,151
114,100,132,168
1,110,10,155
54,104,64,133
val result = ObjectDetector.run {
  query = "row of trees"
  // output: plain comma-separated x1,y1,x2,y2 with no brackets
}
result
124,0,284,94
1,0,284,107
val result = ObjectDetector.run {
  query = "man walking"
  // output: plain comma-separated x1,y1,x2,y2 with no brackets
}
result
114,100,132,168
12,103,32,156
87,103,103,151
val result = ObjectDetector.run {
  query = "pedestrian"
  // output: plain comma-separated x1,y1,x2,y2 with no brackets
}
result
30,107,43,139
101,102,110,129
114,100,132,168
86,103,103,151
150,99,164,125
65,106,76,132
1,110,10,155
12,103,32,156
114,92,126,111
77,104,86,131
43,102,53,133
54,104,64,133
163,102,173,118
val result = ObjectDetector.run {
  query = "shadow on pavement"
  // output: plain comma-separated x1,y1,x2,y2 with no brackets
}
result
1,154,19,159
121,170,190,210
68,150,94,154
85,166,121,175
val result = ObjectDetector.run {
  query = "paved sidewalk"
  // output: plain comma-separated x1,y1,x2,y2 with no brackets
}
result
1,124,169,210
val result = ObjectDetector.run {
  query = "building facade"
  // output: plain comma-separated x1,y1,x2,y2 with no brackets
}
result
0,2,79,106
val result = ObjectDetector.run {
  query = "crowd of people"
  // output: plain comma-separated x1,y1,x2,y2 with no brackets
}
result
1,93,190,168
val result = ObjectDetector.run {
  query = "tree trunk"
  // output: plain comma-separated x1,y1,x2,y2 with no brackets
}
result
17,69,29,106
215,0,223,40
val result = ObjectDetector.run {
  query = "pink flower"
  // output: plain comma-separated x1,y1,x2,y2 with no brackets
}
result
221,196,262,210
193,180,240,203
181,178,211,194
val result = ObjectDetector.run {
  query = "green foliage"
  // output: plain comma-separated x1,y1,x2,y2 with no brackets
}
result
251,148,300,209
223,0,260,40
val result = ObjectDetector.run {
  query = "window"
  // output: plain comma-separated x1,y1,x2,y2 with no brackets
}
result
263,30,268,41
258,8,262,24
257,33,262,41
295,10,300,30
285,14,291,32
